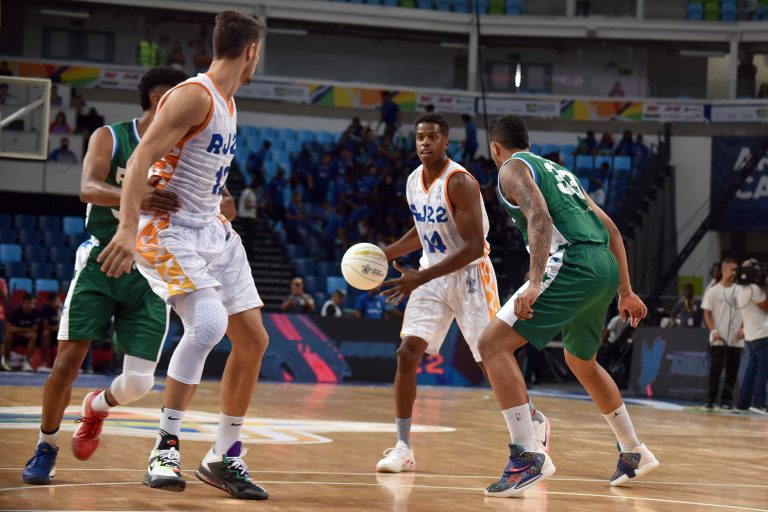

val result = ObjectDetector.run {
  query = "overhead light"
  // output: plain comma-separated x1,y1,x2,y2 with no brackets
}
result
679,49,727,57
40,8,91,19
268,28,308,36
440,42,468,49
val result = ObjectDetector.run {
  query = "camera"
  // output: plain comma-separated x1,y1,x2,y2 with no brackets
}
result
735,259,768,286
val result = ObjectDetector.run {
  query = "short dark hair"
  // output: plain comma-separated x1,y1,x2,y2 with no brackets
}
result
22,293,34,301
414,113,449,137
722,258,738,266
138,67,188,111
213,11,267,60
47,293,58,303
461,114,471,122
488,114,529,150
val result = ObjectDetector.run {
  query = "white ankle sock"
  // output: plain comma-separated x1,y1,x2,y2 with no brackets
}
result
156,407,185,447
39,427,59,448
396,417,412,446
603,403,641,452
90,390,112,414
214,413,244,455
502,404,538,452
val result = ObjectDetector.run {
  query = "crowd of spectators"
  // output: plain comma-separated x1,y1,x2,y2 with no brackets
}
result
575,129,650,158
0,284,61,373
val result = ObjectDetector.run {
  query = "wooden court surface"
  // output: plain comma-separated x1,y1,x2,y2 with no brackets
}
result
0,381,766,512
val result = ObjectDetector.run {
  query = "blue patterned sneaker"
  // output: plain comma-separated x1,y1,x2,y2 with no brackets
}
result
484,444,556,498
609,443,659,486
22,442,59,485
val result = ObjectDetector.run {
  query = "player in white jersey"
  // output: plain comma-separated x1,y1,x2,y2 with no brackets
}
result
375,114,549,473
98,12,270,500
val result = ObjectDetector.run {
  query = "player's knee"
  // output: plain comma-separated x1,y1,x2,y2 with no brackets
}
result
188,299,228,350
564,350,597,376
397,339,424,367
477,332,497,361
110,372,155,404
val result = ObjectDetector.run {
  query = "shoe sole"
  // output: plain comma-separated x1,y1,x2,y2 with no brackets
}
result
609,458,660,487
484,462,557,498
375,461,416,473
195,468,269,500
22,475,52,485
143,472,186,492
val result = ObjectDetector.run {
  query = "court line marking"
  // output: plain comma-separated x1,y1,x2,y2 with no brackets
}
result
0,480,765,511
1,467,766,489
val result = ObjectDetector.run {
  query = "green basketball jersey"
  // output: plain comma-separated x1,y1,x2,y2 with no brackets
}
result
497,151,609,253
85,119,140,245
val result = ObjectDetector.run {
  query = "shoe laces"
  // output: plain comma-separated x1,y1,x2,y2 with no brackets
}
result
382,443,409,459
156,447,181,468
74,415,103,435
224,455,250,479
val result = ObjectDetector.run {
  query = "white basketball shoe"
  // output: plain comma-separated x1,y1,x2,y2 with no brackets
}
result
376,441,416,473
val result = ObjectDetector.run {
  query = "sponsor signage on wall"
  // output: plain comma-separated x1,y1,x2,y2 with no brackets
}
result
643,103,706,122
710,104,768,123
482,98,561,118
416,93,476,114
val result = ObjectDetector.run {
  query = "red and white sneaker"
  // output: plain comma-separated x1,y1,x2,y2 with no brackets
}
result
72,390,109,461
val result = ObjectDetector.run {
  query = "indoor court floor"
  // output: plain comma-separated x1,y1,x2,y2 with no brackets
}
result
0,380,766,512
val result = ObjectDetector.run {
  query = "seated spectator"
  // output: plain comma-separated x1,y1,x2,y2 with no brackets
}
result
633,134,650,158
313,153,336,203
576,130,597,155
49,137,77,163
588,176,606,207
39,293,62,371
670,283,703,328
321,289,346,317
609,81,625,97
50,85,63,108
50,111,72,134
614,130,634,156
358,166,380,198
167,41,186,70
345,117,364,139
356,289,386,319
595,161,610,184
1,293,40,372
597,132,614,154
281,278,316,314
194,41,211,73
285,190,306,243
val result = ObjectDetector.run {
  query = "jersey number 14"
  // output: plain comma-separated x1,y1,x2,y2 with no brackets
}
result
424,231,446,253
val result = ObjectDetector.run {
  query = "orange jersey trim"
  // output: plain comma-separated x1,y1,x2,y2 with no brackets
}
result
443,168,481,216
420,159,451,195
205,72,236,117
136,215,197,297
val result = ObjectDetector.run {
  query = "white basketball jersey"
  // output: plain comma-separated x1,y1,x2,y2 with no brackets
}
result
406,159,490,269
150,73,237,226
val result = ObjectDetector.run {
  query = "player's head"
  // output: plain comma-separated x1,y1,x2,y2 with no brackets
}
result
414,113,449,167
488,114,530,168
22,293,35,312
138,67,188,112
212,11,267,85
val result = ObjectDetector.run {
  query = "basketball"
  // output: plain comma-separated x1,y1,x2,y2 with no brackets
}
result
341,243,388,290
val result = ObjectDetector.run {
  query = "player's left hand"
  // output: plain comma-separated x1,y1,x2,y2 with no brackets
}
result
618,291,647,328
380,261,426,305
97,228,136,278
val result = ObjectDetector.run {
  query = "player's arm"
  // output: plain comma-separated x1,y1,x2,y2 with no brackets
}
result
583,192,647,327
79,127,122,206
381,173,485,304
98,85,211,277
382,226,421,261
221,186,236,221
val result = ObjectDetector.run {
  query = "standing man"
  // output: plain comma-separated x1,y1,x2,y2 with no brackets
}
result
478,114,657,497
702,258,744,410
98,12,270,500
670,283,703,327
21,67,190,486
461,114,478,164
378,91,400,142
734,260,768,414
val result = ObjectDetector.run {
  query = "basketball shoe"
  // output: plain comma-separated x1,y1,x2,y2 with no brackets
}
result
531,410,551,453
144,432,185,492
609,443,659,486
485,444,556,498
376,441,416,473
22,442,58,485
72,390,108,461
195,441,268,500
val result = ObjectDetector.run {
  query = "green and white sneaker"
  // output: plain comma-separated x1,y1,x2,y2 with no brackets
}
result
195,441,268,500
143,432,185,492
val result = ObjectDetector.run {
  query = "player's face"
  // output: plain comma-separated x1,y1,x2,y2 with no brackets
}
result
240,41,262,85
415,123,447,167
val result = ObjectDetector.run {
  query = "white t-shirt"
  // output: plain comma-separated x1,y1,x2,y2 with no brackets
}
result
238,188,257,219
321,300,342,317
606,315,628,343
701,283,743,347
735,284,768,341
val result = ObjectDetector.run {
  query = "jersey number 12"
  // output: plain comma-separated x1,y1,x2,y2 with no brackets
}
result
212,166,230,195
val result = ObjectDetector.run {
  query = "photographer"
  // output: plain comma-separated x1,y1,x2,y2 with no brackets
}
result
702,258,744,410
735,260,768,414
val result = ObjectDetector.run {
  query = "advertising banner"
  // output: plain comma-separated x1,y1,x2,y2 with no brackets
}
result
482,98,561,118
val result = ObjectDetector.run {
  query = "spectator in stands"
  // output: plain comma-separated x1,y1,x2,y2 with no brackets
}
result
137,30,158,68
757,82,768,99
707,262,723,291
1,293,40,372
50,85,63,108
702,258,744,409
597,131,614,154
608,81,625,97
0,278,6,368
670,283,703,328
71,91,87,115
633,134,650,158
0,61,12,76
49,137,77,163
77,107,105,136
378,91,400,141
49,112,72,135
734,260,768,413
0,83,16,105
356,288,386,319
588,176,606,207
614,130,634,156
313,153,336,203
461,114,479,163
345,117,364,139
285,190,306,244
321,289,346,317
167,41,186,71
576,130,597,155
322,204,345,259
39,293,62,371
267,167,288,225
238,182,258,238
281,278,316,314
247,140,271,178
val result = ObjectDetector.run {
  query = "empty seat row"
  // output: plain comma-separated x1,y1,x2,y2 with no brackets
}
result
1,243,77,264
0,213,84,234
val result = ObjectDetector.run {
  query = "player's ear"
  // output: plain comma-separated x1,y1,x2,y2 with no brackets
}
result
149,91,163,110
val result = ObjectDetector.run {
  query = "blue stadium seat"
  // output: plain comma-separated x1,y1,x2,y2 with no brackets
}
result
285,244,306,260
18,230,39,246
14,214,36,230
314,292,328,309
64,234,84,248
44,231,65,247
474,0,489,12
24,245,46,263
540,144,559,156
561,154,575,171
261,127,278,140
63,216,85,235
595,155,613,170
0,228,14,244
436,1,450,10
529,143,540,155
575,155,594,172
303,275,319,295
687,2,704,20
30,262,53,280
3,262,27,278
579,177,590,191
270,150,291,164
383,0,398,5
49,247,72,265
326,276,348,295
9,277,33,294
365,0,383,4
416,0,432,8
284,140,303,153
278,128,296,140
315,132,335,145
294,258,317,277
559,144,577,158
721,1,736,21
0,213,10,229
0,243,22,263
39,215,61,232
241,126,259,139
35,279,59,294
613,156,632,172
55,263,74,281
452,0,469,12
316,261,336,281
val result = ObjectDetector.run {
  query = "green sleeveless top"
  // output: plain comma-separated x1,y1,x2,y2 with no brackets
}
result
497,151,608,254
85,119,140,246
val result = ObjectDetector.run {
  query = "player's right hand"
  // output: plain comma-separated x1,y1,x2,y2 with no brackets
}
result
618,291,647,328
97,228,136,278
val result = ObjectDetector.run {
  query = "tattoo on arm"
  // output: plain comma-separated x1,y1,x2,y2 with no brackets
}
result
501,162,553,284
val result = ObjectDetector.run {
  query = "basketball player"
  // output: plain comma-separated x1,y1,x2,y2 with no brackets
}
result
97,12,269,500
21,68,199,485
479,114,659,497
375,113,549,473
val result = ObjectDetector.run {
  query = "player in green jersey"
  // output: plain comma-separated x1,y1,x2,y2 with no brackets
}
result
479,115,659,498
23,68,236,485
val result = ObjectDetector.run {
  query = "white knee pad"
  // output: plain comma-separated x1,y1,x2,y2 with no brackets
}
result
110,355,157,404
167,290,228,385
